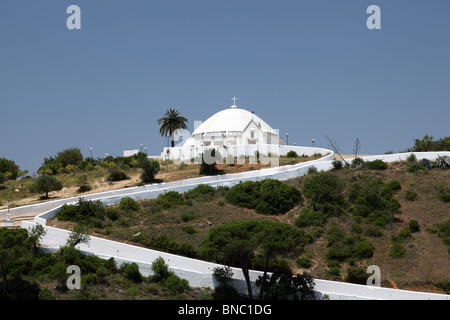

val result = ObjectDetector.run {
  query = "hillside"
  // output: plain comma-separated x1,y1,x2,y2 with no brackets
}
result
0,154,320,212
47,160,450,295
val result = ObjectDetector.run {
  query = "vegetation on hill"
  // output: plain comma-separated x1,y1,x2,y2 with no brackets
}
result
0,225,208,300
43,158,450,297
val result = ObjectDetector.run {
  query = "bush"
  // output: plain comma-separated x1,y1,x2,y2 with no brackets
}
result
286,150,298,158
366,159,388,170
364,226,383,237
184,184,216,201
347,267,368,285
295,208,327,228
302,172,347,217
406,153,417,162
225,179,303,215
182,226,196,234
408,220,420,233
151,257,171,282
295,256,312,268
163,274,189,293
77,185,91,193
351,158,366,169
331,160,344,171
119,197,140,212
383,180,402,194
390,242,406,258
156,191,184,209
439,193,450,203
120,262,142,283
107,169,128,182
349,176,400,226
307,166,318,175
138,158,160,183
405,190,419,201
56,198,105,224
407,163,427,173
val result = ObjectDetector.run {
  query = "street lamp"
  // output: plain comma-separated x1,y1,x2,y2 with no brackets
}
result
144,147,147,154
312,139,315,148
89,147,92,158
286,133,289,145
141,144,143,152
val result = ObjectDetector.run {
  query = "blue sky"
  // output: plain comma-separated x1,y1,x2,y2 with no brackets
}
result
1,0,449,174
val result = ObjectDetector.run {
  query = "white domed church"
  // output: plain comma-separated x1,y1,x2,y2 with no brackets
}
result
161,97,283,164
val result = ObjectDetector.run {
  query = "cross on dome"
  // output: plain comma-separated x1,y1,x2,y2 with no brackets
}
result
231,96,238,108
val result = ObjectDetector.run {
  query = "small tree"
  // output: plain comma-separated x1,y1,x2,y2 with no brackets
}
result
29,175,63,198
28,223,47,253
66,223,91,247
138,157,160,183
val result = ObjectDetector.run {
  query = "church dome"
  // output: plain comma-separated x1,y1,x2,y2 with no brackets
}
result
191,104,278,137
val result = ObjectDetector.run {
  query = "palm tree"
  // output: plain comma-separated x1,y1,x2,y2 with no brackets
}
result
157,108,188,147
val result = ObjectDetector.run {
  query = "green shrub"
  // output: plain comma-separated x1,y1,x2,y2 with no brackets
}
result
302,172,347,217
390,242,406,258
409,220,420,233
405,190,419,201
437,279,450,294
163,274,189,293
105,208,120,221
225,179,303,215
397,228,411,240
295,256,313,268
180,211,195,222
407,163,426,173
439,193,450,203
138,158,160,182
107,169,128,182
286,150,298,158
57,198,105,225
156,191,184,209
119,197,140,212
366,159,387,170
351,158,366,169
151,257,171,282
349,176,400,226
364,227,383,237
307,166,318,175
406,153,417,162
295,208,327,228
184,184,216,201
350,223,362,234
77,185,91,193
383,180,402,194
355,239,375,259
331,160,344,171
38,287,55,300
347,267,368,285
182,226,196,234
225,180,260,209
120,262,142,283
